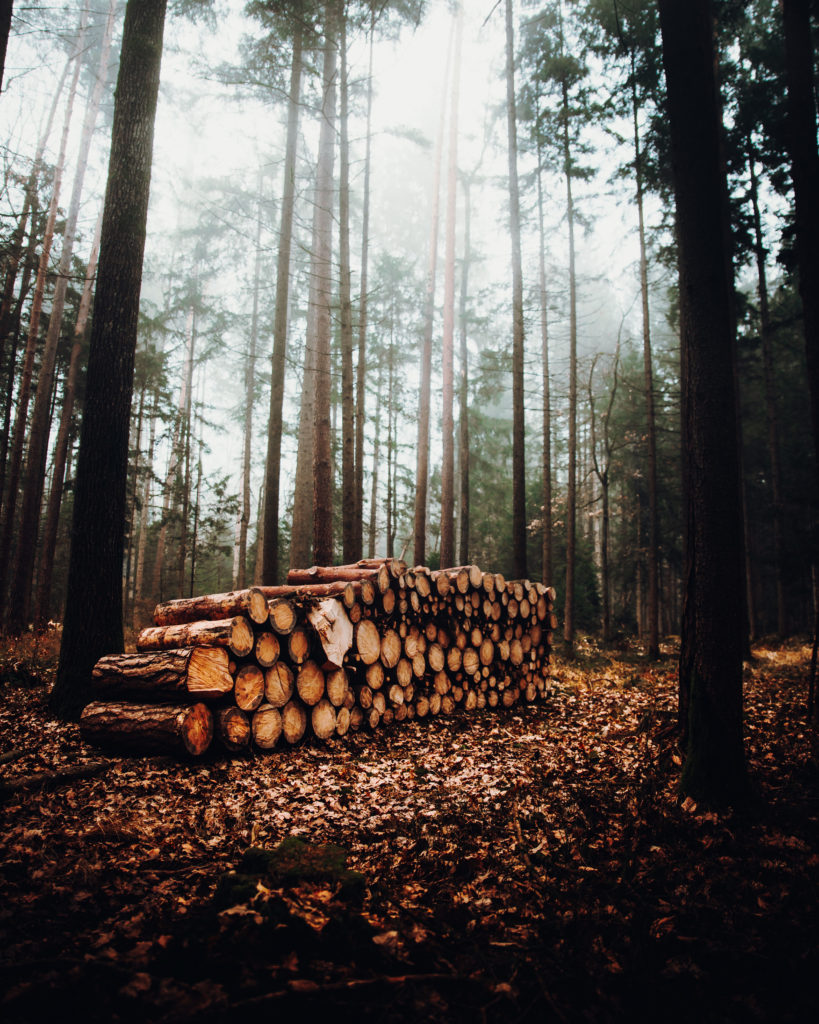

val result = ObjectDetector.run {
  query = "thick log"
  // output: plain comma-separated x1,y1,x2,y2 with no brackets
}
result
305,597,353,668
282,700,307,744
268,598,298,635
254,632,280,668
136,617,254,658
353,619,381,665
296,660,325,706
380,628,401,669
365,660,385,691
80,701,212,757
92,648,233,701
265,661,294,707
311,698,337,740
234,664,265,712
153,587,269,627
325,667,349,707
252,704,282,749
215,707,250,752
336,705,351,736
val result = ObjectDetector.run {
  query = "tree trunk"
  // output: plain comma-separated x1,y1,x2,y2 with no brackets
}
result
440,3,463,571
658,0,747,805
414,22,453,566
0,4,87,627
262,19,302,585
368,358,382,558
562,70,578,657
34,206,103,627
80,700,212,757
631,59,660,660
535,119,552,587
0,0,12,94
355,10,375,561
505,0,527,581
458,177,471,567
51,0,168,720
339,12,355,564
311,2,337,568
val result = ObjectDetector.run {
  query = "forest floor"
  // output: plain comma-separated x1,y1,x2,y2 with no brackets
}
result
0,633,817,1023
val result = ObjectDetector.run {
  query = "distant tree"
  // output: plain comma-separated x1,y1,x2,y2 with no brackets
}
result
658,0,748,805
50,0,168,719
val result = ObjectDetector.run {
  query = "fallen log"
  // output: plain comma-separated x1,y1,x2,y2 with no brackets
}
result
152,587,269,627
79,701,213,757
215,707,251,752
136,617,254,658
92,648,233,702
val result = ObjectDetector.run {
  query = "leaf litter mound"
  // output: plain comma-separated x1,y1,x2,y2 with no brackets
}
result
1,635,818,1022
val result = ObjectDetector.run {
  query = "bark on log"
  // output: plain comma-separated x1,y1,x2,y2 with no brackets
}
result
254,632,281,668
92,648,233,701
153,587,268,627
80,701,213,757
268,598,297,635
136,617,254,658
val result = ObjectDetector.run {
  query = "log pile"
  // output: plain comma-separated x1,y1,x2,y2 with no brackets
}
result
80,560,556,758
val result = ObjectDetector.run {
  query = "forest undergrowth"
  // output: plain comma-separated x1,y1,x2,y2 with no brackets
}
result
0,632,817,1022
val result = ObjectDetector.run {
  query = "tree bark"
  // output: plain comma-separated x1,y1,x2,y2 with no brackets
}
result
458,176,471,567
262,17,302,584
51,0,168,720
339,12,355,563
535,116,552,587
659,0,747,805
505,0,527,581
0,0,12,95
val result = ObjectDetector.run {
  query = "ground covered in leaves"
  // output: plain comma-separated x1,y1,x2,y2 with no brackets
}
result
1,633,818,1022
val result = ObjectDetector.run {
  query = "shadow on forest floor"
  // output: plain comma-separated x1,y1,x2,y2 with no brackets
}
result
0,633,817,1022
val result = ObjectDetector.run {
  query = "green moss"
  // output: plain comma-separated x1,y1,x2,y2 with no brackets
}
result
238,837,365,902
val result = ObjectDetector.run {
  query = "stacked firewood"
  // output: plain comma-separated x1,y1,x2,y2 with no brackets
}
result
79,559,557,758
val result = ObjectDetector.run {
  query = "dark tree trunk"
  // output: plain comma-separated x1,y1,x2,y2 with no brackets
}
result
339,12,355,563
505,0,527,581
535,118,552,587
50,0,167,720
658,0,747,806
311,1,337,568
262,19,302,584
0,0,12,95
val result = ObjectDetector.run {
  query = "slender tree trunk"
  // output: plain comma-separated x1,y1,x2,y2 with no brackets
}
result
123,371,146,621
458,177,471,567
536,122,552,587
51,0,167,718
631,59,660,659
262,19,302,584
189,410,204,596
367,372,382,560
748,146,786,636
563,72,578,656
0,6,86,626
131,387,157,630
8,0,114,632
175,310,196,596
659,0,747,805
236,174,263,589
35,206,102,626
414,21,453,566
355,10,375,561
505,0,527,581
339,11,356,563
440,3,463,570
311,2,337,568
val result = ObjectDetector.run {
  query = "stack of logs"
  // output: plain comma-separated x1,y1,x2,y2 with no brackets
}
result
80,559,557,758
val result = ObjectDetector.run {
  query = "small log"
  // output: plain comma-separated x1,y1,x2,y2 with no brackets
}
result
234,664,265,712
268,598,298,635
349,706,364,731
136,617,254,658
282,700,307,744
365,661,385,691
380,628,402,669
254,632,281,669
427,643,445,673
288,625,312,664
356,683,373,709
252,704,282,749
353,619,381,665
311,698,337,740
336,705,351,736
92,648,233,702
80,701,212,757
372,690,386,715
265,661,295,707
152,587,269,627
215,707,250,752
325,667,349,707
296,660,325,706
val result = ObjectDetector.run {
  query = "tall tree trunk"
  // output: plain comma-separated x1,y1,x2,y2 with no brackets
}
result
262,19,302,584
659,0,747,805
354,9,375,561
414,21,453,566
131,386,157,630
505,0,527,581
339,11,356,563
748,145,786,636
51,0,167,719
562,69,578,656
535,119,552,587
631,58,660,660
440,2,463,571
0,5,86,626
236,174,263,589
8,0,114,633
35,205,102,626
175,308,196,596
367,359,382,559
458,177,471,567
311,2,337,568
0,0,12,94
123,369,146,621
